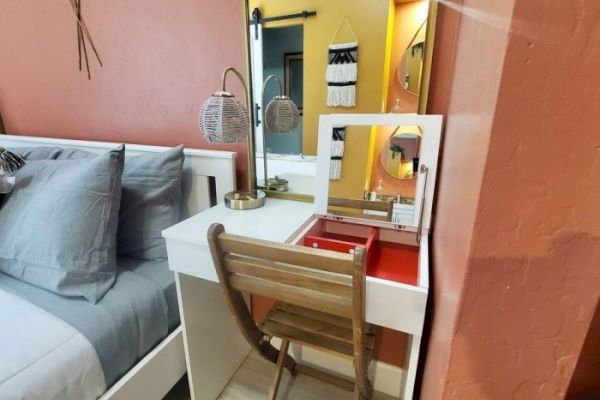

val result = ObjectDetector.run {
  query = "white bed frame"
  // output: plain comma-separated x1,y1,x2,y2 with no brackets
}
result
0,134,237,400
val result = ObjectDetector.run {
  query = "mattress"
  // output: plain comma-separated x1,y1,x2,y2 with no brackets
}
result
0,257,179,400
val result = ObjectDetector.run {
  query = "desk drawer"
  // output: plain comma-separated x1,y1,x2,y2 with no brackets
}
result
288,217,428,334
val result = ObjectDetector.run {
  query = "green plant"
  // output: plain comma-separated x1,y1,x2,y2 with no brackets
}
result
390,144,404,160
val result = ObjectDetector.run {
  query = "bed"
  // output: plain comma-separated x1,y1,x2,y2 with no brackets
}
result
0,134,237,400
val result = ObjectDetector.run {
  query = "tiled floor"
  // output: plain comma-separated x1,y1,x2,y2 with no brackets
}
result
164,352,395,400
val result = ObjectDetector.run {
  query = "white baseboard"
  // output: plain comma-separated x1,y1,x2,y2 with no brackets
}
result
271,338,404,398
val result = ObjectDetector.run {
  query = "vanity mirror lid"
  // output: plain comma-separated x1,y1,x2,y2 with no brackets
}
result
314,113,443,238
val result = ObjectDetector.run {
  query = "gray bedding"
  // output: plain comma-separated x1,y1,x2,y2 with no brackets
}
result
0,257,179,387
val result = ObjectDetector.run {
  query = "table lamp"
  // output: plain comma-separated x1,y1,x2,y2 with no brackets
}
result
0,148,25,194
260,74,300,192
199,66,266,210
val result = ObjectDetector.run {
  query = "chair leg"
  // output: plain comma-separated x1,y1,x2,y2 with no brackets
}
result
353,386,370,400
354,360,370,400
267,339,290,400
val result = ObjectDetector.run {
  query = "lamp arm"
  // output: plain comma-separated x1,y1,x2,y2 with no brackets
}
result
221,66,250,109
260,74,286,189
262,74,284,98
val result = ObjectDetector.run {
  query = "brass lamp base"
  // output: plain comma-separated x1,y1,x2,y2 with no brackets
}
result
224,190,266,210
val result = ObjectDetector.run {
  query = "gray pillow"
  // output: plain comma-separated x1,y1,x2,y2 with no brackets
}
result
117,146,184,260
0,147,125,303
57,147,100,160
56,145,185,261
9,146,63,160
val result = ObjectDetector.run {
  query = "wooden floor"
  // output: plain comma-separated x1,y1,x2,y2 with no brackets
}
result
164,351,395,400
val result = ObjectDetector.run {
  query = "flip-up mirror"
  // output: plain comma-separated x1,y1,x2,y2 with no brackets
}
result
315,114,442,233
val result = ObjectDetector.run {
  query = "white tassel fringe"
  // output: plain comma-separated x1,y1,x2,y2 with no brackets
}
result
327,85,356,107
326,63,358,82
330,160,342,180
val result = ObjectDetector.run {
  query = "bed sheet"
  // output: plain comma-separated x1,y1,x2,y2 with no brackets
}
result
0,257,180,400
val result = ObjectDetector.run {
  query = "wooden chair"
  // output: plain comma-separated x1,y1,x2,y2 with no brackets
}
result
328,197,394,222
207,223,375,400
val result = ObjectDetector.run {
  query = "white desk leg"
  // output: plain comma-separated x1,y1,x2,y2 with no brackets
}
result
175,273,251,400
402,334,422,400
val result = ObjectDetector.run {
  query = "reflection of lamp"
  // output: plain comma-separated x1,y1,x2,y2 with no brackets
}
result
260,74,300,192
199,66,265,209
0,148,25,194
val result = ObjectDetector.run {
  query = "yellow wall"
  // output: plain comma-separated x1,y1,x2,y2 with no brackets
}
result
248,0,391,199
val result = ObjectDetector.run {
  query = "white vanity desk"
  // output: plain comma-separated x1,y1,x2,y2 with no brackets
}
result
164,114,441,400
163,198,427,400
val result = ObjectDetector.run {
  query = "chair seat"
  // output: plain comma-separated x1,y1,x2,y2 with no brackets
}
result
259,302,376,360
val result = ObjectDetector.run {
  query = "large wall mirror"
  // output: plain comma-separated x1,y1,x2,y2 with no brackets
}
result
243,0,438,200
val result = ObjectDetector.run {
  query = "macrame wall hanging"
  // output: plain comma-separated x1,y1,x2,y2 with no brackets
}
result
329,126,346,180
326,17,358,108
67,0,103,79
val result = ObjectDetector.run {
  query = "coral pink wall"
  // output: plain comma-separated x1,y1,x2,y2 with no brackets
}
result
421,0,515,397
422,0,600,398
0,0,249,188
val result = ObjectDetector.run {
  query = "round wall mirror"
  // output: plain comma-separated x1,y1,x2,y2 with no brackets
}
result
397,40,425,96
380,127,421,180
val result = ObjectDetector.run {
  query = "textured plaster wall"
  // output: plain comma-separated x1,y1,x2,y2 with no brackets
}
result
421,0,515,397
423,0,600,398
443,0,600,397
0,0,250,188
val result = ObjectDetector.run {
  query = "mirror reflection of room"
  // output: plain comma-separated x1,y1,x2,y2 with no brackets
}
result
262,26,303,156
380,126,421,180
388,1,429,113
327,124,422,225
248,0,431,198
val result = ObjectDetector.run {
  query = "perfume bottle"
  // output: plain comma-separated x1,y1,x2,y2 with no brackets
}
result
374,179,383,201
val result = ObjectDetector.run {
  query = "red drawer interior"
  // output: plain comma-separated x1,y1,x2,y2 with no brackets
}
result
301,220,419,286
368,241,419,285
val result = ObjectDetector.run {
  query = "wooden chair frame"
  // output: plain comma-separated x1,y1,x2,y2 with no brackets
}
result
207,223,373,399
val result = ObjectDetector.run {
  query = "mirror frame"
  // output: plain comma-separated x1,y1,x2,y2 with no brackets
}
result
241,0,439,202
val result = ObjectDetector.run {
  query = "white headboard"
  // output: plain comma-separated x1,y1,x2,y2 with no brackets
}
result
0,134,237,218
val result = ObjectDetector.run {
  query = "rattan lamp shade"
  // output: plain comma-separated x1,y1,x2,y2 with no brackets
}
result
264,95,299,134
199,93,249,144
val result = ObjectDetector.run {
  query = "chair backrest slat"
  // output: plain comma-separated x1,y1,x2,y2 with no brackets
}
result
224,254,353,298
219,232,355,275
229,274,353,318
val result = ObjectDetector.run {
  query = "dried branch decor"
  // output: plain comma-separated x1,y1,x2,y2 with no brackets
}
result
67,0,102,79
